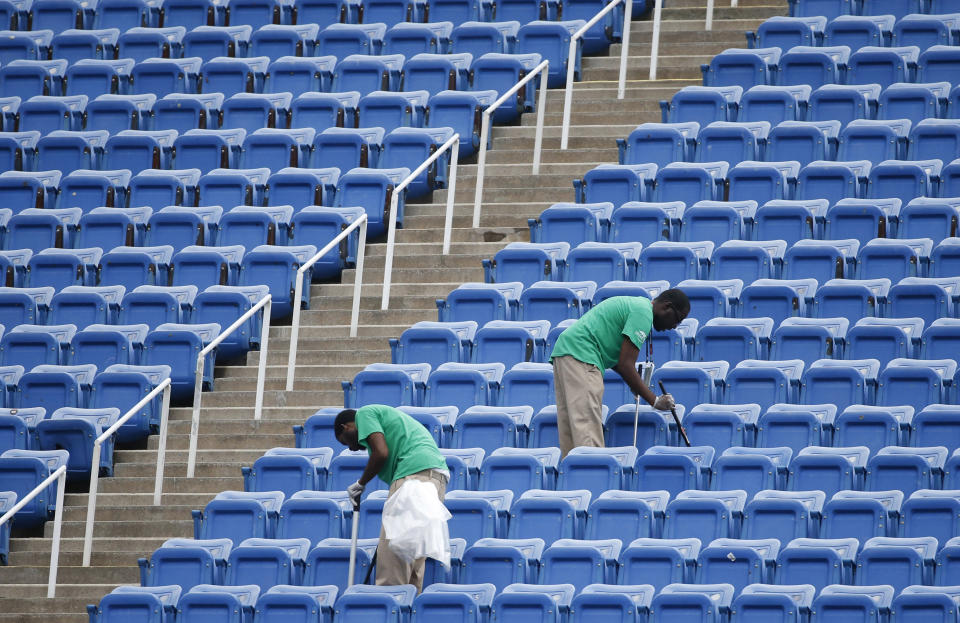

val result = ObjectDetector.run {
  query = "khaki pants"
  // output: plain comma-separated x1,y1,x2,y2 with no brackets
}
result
375,468,448,592
553,355,605,458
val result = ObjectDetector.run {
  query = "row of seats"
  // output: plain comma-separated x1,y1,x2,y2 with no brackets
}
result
0,126,454,194
0,0,638,40
390,314,958,370
570,158,960,209
0,166,406,236
0,51,543,109
299,401,960,454
487,238,958,286
90,580,960,623
0,243,316,317
437,274,960,327
243,442,960,501
661,82,960,126
791,0,954,19
191,483,960,552
748,13,960,50
619,118,960,169
135,531,960,595
703,44,960,91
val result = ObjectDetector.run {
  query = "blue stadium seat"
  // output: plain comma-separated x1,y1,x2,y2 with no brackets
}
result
868,159,941,207
118,27,186,62
798,160,871,204
239,244,317,318
780,45,850,90
483,242,568,287
639,241,714,283
898,198,960,245
31,0,96,30
881,81,951,124
713,447,792,496
380,126,455,198
499,361,553,413
35,406,119,478
152,93,224,133
383,22,453,59
701,47,781,90
303,536,377,593
174,128,246,172
292,407,340,450
119,285,197,327
569,584,653,623
460,538,544,590
921,317,960,362
264,57,337,99
539,540,619,590
138,538,233,591
450,21,518,58
83,93,154,134
909,121,960,172
788,0,854,18
218,205,293,249
574,164,656,208
192,490,284,546
603,402,675,449
845,316,923,365
342,362,429,408
276,490,350,545
811,585,894,623
680,200,751,247
655,162,728,204
0,250,31,288
58,169,132,214
427,361,504,411
251,585,338,623
0,405,44,451
99,245,174,290
775,537,859,590
146,206,221,252
617,122,698,168
856,536,937,591
438,282,523,324
791,446,870,497
356,90,427,133
821,489,902,540
469,52,542,124
334,166,409,238
741,489,824,543
424,89,495,159
837,119,910,165
585,489,668,543
91,363,171,443
507,489,589,542
390,320,477,368
730,583,815,623
193,285,270,360
411,583,495,623
650,583,734,623
888,276,960,325
0,130,39,172
801,358,881,411
809,83,880,126
694,318,771,366
200,56,270,98
251,24,319,58
858,238,933,281
131,58,202,97
878,357,956,412
660,86,743,124
7,207,81,253
225,537,309,592
697,537,779,591
479,447,558,497
918,44,960,83
901,489,960,545
0,169,61,212
441,447,484,491
727,161,800,204
102,130,178,175
557,447,636,498
893,585,960,622
785,239,857,285
766,121,840,166
70,323,149,368
229,0,295,28
0,59,66,99
334,584,416,623
813,277,891,322
651,360,728,407
636,446,715,497
939,539,960,586
0,448,67,528
401,52,471,94
143,322,220,399
269,167,339,210
824,14,894,48
517,20,585,89
849,45,920,89
676,278,742,325
222,93,293,136
683,403,760,452
530,202,612,246
332,53,403,95
317,22,385,58
243,447,332,497
198,167,269,208
749,15,827,49
712,240,785,282
28,247,102,289
771,316,848,367
0,30,53,66
445,489,512,542
618,538,701,589
835,403,912,454
739,85,810,125
161,0,227,27
664,489,747,541
88,585,182,623
726,359,803,409
565,242,640,284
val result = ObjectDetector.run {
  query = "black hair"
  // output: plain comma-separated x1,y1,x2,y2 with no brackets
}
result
656,288,691,315
334,409,357,437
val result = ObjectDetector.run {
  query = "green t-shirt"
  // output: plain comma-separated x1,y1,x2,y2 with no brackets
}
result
549,296,653,371
356,404,447,484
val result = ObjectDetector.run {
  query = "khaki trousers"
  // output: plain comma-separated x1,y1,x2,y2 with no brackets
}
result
375,468,448,592
553,355,605,458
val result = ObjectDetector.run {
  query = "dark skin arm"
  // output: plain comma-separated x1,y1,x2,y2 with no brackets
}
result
612,336,658,407
358,432,389,487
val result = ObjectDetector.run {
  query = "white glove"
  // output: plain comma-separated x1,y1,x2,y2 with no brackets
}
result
347,480,365,506
653,393,676,411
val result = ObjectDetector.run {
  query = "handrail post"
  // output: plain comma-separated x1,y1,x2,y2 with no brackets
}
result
188,344,206,480
706,0,714,30
153,383,172,506
253,298,271,421
649,0,663,80
287,214,368,390
382,134,461,310
618,0,633,100
532,70,547,175
561,0,624,149
0,465,68,597
83,378,172,566
442,137,460,255
46,468,65,598
473,60,549,225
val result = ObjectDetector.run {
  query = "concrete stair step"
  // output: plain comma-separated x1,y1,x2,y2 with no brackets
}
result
0,584,120,600
97,476,242,495
0,565,139,584
1,597,107,615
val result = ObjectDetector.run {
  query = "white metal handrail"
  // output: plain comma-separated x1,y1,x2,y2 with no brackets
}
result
706,0,715,29
82,377,172,567
382,134,460,309
649,0,664,80
560,0,633,149
473,60,549,229
287,213,368,391
0,465,66,597
189,294,273,478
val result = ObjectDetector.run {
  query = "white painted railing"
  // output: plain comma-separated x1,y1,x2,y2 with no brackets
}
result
0,465,66,597
649,0,664,79
706,0,715,29
473,60,549,229
83,378,172,567
382,134,461,309
189,294,272,477
561,0,633,149
287,213,368,390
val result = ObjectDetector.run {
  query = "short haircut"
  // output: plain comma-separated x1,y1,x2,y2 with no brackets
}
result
656,288,691,315
334,408,357,437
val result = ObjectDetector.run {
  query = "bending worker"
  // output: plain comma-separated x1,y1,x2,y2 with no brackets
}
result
334,404,449,591
550,289,691,457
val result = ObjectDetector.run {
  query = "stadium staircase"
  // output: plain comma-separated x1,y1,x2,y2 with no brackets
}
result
0,0,785,619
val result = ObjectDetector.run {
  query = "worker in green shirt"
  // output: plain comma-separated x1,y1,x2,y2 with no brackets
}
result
550,289,690,457
334,404,449,590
